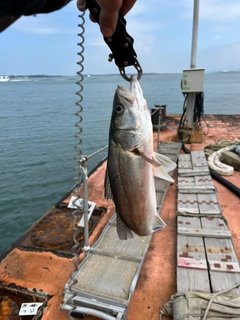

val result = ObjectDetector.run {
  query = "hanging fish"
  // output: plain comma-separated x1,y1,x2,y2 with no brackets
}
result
104,76,176,240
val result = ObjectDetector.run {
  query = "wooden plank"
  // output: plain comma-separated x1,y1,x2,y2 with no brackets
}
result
177,216,200,229
178,151,209,176
178,257,207,269
177,216,210,292
191,150,208,167
197,193,222,214
177,193,199,213
201,217,228,231
208,261,240,273
178,185,216,194
178,166,209,177
204,237,240,294
177,149,240,297
178,176,195,186
178,227,231,238
178,154,192,169
194,175,212,186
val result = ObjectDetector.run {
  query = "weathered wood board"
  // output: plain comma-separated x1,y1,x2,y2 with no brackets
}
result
195,175,212,185
197,193,222,214
178,151,209,177
177,216,210,292
178,153,192,169
204,237,240,294
176,150,240,297
177,193,199,213
191,150,208,167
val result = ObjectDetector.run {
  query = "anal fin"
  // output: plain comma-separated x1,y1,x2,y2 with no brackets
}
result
152,214,167,232
117,213,134,240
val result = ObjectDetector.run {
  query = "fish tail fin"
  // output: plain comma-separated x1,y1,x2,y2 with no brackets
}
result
154,152,177,173
117,213,134,240
153,165,175,183
152,215,167,232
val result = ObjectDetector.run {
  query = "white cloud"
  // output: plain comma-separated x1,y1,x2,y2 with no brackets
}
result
200,0,240,21
181,0,240,21
212,34,222,41
11,16,67,34
127,2,149,17
199,41,240,71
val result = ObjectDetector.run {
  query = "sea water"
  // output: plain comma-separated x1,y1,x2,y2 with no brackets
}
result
0,73,239,255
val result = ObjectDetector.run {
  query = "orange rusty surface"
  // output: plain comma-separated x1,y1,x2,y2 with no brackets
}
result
0,115,239,320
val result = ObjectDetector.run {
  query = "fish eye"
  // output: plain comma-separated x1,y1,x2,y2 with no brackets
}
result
115,104,124,114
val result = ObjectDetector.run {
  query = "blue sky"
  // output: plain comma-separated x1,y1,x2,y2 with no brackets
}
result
1,0,240,75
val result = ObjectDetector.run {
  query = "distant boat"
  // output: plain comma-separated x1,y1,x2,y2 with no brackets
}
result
0,75,10,82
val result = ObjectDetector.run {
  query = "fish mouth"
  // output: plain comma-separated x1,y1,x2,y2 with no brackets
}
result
129,75,138,92
130,76,146,110
117,85,129,93
116,85,134,104
116,76,146,111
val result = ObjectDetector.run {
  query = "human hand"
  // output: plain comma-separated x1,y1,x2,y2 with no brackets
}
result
77,0,136,37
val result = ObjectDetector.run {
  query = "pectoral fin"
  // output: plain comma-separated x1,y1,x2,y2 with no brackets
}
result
153,152,177,173
117,213,134,240
133,148,175,182
154,165,174,182
133,148,161,167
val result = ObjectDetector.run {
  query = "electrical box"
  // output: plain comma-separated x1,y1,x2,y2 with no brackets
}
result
181,68,205,93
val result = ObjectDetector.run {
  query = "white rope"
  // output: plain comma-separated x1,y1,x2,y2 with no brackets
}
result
202,281,240,320
159,296,174,320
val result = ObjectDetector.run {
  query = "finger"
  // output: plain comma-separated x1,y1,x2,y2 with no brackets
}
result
99,7,119,37
77,0,86,10
98,0,122,37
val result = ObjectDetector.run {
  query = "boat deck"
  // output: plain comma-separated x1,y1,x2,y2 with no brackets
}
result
60,143,181,319
0,114,239,320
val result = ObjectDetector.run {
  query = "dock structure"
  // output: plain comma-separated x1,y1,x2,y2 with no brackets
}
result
173,150,240,319
61,142,181,320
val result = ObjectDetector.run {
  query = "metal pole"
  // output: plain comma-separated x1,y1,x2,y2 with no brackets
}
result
186,0,199,128
81,158,90,256
157,107,161,149
190,0,199,69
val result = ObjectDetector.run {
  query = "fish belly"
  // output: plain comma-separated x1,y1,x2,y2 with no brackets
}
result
108,143,158,236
